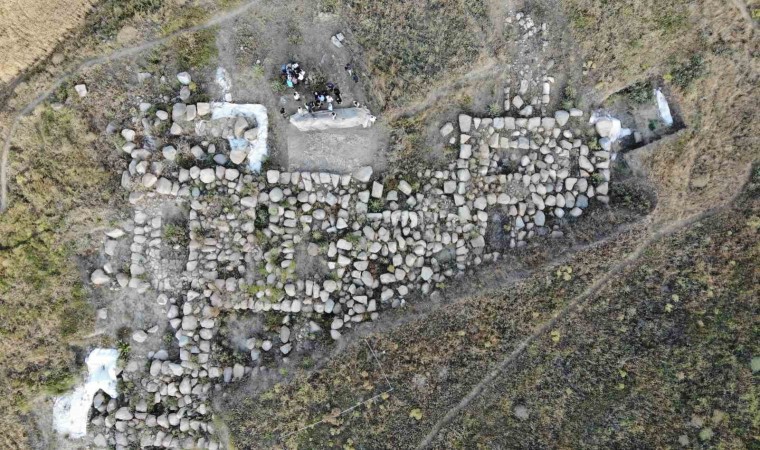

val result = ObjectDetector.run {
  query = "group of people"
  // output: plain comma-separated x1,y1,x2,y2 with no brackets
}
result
303,83,343,113
276,60,372,122
280,62,306,87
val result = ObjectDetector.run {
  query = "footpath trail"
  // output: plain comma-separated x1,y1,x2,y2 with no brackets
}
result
0,0,263,213
415,164,752,449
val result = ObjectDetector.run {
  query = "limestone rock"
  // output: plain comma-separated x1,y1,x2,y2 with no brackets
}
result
177,72,192,85
554,110,569,126
458,114,472,133
353,166,373,183
75,84,88,98
91,269,110,285
440,122,454,137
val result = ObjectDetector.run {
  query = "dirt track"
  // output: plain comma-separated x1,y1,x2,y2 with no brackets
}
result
415,163,753,449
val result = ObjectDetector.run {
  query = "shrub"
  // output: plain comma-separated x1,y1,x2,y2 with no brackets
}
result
666,55,705,90
626,81,653,104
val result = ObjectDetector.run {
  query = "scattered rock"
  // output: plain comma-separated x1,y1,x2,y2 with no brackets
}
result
177,72,192,85
90,270,110,285
74,84,88,98
132,330,148,343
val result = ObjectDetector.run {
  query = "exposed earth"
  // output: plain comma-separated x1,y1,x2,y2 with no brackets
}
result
0,0,758,449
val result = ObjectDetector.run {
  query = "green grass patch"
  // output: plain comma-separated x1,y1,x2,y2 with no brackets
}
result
171,28,219,72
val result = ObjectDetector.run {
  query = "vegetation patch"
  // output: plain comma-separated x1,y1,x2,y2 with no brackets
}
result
0,106,110,446
341,0,488,108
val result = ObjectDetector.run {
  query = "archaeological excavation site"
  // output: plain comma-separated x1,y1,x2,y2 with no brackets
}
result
0,0,757,449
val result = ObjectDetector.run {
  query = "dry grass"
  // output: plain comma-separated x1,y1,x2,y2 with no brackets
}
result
0,0,94,84
340,0,489,109
561,0,760,223
0,106,113,448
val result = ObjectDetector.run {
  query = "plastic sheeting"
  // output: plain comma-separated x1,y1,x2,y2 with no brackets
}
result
210,102,269,172
655,89,674,126
53,348,119,439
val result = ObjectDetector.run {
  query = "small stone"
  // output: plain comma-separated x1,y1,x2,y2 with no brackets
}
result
398,180,413,196
266,170,280,183
105,229,125,239
199,168,215,184
121,129,136,142
230,149,247,165
132,330,148,343
179,86,191,102
177,72,192,85
114,407,133,421
514,405,529,420
155,178,172,195
162,145,177,160
458,114,472,133
269,188,283,202
353,166,373,183
554,110,569,126
440,122,454,137
90,270,110,285
595,119,613,137
74,84,88,98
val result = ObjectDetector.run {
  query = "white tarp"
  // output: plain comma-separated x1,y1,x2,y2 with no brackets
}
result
53,348,119,439
655,88,674,126
210,102,269,172
289,107,373,131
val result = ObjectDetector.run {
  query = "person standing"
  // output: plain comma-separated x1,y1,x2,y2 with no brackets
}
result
293,92,301,101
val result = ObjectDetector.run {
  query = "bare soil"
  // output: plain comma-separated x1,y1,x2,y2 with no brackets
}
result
286,125,388,173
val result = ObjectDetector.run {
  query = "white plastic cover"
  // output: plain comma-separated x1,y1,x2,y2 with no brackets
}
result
53,348,119,439
210,102,269,172
655,88,674,126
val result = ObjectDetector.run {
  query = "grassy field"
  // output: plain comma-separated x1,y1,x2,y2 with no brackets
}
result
337,0,489,109
0,106,113,448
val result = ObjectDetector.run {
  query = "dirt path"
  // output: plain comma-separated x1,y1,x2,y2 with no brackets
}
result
730,0,758,31
0,0,265,213
414,164,752,449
